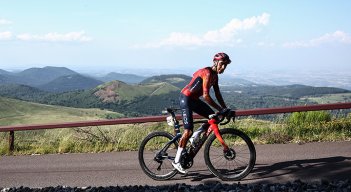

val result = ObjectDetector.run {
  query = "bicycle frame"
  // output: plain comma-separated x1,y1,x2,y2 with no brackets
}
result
159,109,231,162
186,116,230,158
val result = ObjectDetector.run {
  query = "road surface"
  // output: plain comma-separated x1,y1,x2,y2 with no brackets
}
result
0,141,350,188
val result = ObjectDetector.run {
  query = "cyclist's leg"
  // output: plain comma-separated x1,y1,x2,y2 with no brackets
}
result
173,94,193,173
187,99,214,143
180,95,196,148
192,98,215,130
191,98,215,118
180,94,194,131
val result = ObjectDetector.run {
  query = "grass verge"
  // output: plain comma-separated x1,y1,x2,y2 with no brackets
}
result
1,112,350,155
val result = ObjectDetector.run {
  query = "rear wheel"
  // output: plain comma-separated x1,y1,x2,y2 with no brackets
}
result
204,128,256,181
138,131,178,180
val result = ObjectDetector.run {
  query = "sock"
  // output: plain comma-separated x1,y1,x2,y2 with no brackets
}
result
174,147,184,163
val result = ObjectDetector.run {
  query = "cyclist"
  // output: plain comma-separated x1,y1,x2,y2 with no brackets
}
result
172,52,232,174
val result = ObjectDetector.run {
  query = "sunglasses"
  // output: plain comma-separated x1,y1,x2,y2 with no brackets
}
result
219,60,231,65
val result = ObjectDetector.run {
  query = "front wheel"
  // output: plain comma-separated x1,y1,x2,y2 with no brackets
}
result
138,131,178,180
204,128,256,181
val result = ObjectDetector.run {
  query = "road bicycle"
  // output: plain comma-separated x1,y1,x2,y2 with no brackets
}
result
138,108,256,181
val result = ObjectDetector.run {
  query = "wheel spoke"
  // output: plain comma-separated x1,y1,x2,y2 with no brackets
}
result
138,131,178,180
204,128,256,180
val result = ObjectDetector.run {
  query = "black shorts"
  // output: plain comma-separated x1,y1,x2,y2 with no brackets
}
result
179,93,215,130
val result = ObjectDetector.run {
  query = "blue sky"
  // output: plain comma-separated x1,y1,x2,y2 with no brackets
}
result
1,1,351,76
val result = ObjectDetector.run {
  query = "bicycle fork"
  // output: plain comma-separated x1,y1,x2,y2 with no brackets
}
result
208,119,229,152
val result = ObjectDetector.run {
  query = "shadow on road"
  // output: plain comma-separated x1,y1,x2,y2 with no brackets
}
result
248,156,351,181
175,156,351,182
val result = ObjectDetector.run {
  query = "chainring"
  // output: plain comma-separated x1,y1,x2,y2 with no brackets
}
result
180,153,194,169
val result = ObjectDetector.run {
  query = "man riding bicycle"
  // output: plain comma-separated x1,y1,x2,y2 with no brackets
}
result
172,52,232,174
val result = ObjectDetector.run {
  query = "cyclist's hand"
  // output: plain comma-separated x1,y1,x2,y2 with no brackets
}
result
219,108,231,116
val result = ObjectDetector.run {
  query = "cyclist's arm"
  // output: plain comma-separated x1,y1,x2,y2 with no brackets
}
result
213,83,227,109
203,93,222,111
202,73,222,111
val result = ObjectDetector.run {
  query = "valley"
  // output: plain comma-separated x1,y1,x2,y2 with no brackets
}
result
1,66,351,119
0,97,122,126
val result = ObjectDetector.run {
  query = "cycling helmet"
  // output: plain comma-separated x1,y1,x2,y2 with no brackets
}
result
213,52,231,64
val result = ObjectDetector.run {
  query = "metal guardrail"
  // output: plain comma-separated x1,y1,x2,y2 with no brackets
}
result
1,102,351,152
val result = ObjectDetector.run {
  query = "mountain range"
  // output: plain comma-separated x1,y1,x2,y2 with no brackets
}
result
1,66,350,117
0,66,147,92
0,66,262,93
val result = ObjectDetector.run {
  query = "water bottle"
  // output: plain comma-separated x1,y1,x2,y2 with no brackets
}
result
190,126,204,146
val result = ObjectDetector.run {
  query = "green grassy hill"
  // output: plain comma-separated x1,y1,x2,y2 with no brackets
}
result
140,74,191,89
302,93,351,104
94,80,180,102
0,96,122,126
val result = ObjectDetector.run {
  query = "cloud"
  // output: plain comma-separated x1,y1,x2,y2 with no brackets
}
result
1,18,91,43
136,13,270,48
0,31,12,40
0,19,12,25
16,31,92,42
283,31,351,48
257,41,275,47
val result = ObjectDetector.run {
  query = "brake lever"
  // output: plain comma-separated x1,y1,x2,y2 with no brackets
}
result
219,110,236,125
220,116,231,125
210,110,232,125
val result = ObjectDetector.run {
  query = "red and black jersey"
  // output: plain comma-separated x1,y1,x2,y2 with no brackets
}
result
181,67,218,99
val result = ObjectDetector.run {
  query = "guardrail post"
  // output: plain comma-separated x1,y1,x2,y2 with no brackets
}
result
9,131,14,153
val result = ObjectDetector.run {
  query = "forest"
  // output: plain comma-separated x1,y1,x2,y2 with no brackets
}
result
0,82,350,117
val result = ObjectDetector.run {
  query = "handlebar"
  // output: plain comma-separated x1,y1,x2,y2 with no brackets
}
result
209,110,236,125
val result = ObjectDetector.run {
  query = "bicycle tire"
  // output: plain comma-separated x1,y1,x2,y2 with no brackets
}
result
204,128,256,181
138,131,178,180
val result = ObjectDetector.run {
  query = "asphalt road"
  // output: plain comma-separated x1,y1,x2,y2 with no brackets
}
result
0,141,350,188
